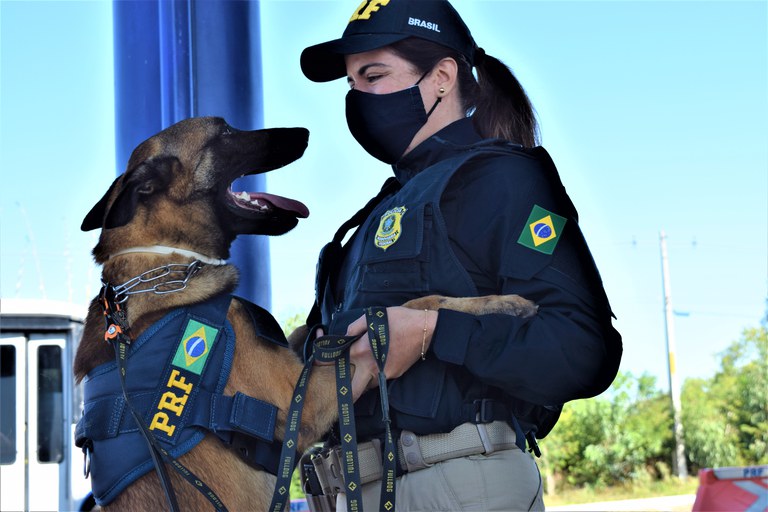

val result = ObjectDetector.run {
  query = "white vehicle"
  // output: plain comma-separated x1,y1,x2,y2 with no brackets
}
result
1,299,93,511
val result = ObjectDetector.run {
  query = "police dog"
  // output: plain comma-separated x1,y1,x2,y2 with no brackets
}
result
74,117,344,511
74,116,537,511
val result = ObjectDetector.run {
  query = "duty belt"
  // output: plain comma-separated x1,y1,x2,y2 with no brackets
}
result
306,420,518,498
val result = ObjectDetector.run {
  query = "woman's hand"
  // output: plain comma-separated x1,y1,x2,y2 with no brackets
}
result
345,306,438,401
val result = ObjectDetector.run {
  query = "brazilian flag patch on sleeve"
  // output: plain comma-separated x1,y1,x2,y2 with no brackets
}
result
517,205,567,255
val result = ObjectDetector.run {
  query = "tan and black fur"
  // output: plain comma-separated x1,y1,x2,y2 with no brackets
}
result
76,116,537,511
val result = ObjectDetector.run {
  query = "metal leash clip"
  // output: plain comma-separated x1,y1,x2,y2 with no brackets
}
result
82,440,93,478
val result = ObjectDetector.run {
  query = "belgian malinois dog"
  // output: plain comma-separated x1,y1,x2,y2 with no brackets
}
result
74,116,536,511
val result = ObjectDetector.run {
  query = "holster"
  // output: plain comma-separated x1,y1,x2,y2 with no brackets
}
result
300,448,336,512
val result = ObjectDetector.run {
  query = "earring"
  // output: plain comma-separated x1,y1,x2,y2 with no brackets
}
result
439,87,445,95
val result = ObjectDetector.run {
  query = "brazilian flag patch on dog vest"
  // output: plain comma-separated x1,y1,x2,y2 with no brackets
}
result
517,205,567,255
172,319,218,375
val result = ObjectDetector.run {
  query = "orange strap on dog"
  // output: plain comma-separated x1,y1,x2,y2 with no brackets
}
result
100,285,131,345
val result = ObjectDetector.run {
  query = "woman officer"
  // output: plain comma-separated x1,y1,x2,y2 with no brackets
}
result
298,1,622,510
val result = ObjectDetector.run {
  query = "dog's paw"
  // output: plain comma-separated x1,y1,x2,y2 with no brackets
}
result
479,294,538,318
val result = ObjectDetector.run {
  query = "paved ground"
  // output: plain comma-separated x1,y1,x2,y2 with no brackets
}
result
547,493,696,511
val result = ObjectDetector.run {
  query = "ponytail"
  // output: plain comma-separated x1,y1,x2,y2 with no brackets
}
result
473,50,540,147
390,39,540,147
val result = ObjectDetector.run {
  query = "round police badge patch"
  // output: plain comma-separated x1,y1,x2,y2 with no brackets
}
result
375,206,407,251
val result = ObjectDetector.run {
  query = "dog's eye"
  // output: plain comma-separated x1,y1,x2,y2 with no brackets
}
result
137,183,155,195
222,126,233,136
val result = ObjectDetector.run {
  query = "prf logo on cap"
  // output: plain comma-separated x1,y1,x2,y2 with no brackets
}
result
349,0,390,22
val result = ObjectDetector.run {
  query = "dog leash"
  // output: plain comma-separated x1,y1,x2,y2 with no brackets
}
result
268,307,397,512
99,284,229,512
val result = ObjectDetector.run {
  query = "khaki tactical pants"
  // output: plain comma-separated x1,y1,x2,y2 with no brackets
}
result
336,447,545,511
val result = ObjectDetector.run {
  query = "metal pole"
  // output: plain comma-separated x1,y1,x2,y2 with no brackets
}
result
659,230,688,479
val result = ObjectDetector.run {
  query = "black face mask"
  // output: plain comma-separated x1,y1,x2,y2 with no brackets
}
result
345,74,441,164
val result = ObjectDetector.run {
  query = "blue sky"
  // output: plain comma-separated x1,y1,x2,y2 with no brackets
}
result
1,0,766,393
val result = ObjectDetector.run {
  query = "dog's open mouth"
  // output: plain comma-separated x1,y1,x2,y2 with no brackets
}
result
226,186,309,219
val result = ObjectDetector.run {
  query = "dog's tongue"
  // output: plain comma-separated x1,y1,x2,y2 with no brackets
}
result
255,192,310,218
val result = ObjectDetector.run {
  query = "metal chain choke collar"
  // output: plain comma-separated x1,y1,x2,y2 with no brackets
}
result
106,261,203,304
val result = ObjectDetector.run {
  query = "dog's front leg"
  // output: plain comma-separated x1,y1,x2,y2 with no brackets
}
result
403,294,538,318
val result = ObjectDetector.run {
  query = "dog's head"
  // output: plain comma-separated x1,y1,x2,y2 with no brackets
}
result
82,117,309,262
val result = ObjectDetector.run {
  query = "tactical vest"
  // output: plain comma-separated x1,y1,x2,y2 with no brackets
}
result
75,294,285,506
315,141,619,441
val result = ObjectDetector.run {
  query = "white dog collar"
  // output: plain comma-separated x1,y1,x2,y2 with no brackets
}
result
109,245,228,266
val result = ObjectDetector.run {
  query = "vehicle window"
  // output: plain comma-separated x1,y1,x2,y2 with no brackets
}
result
37,345,63,463
0,345,16,464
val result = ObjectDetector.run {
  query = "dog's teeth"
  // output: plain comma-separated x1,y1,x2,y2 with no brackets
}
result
238,191,250,201
250,199,270,211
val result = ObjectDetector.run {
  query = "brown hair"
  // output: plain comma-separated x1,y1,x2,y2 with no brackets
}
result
389,38,540,147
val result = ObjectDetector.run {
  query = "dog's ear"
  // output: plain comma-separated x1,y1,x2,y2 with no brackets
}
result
80,175,139,232
101,179,144,231
81,176,121,231
81,157,179,232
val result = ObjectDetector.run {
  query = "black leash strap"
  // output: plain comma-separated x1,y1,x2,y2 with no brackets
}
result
331,333,364,511
365,307,397,512
268,354,314,511
100,286,228,512
269,307,397,512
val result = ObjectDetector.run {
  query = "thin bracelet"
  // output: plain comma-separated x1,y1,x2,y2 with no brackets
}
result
421,309,428,361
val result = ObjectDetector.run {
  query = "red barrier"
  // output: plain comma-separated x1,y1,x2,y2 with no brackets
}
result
692,466,768,511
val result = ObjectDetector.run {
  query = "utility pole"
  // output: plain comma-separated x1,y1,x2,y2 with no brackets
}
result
659,230,688,479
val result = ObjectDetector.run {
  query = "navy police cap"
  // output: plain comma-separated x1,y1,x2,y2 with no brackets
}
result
301,0,478,83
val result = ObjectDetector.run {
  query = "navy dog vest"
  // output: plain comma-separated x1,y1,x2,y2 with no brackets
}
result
76,294,283,506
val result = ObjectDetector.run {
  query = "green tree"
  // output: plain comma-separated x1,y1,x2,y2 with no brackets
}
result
714,326,767,465
681,377,739,469
541,372,672,490
681,325,767,469
281,312,306,338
